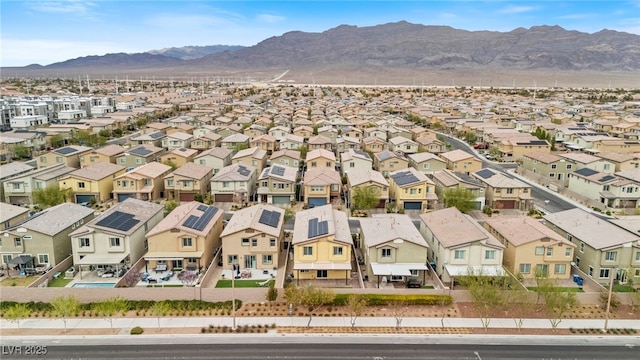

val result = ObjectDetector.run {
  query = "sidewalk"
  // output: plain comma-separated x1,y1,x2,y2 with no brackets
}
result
2,316,638,331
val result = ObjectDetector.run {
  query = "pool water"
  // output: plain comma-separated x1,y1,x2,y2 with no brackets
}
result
71,282,116,288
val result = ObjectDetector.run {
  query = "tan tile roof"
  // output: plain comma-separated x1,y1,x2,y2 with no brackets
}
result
95,144,126,157
220,204,284,238
523,151,562,163
347,169,388,187
361,214,428,248
484,215,572,247
304,167,341,185
306,149,336,162
419,207,503,249
440,149,477,162
170,162,213,179
146,201,222,238
292,205,352,245
116,162,172,179
67,162,125,181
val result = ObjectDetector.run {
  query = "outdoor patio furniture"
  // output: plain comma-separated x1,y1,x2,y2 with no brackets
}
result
257,279,271,287
148,278,157,284
53,271,61,279
155,264,167,273
141,272,150,282
160,271,174,281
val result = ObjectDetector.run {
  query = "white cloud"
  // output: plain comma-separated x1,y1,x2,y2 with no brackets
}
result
26,0,97,15
257,14,285,24
498,5,539,14
0,38,137,66
557,13,594,20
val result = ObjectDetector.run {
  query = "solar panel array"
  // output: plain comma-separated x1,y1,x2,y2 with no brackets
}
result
130,147,152,156
258,209,281,228
475,169,496,179
197,204,208,211
391,171,420,186
55,147,77,155
307,217,329,238
238,165,251,177
149,132,165,139
271,166,285,176
95,211,140,232
183,206,219,231
574,168,598,177
377,151,393,161
354,150,370,159
599,175,616,182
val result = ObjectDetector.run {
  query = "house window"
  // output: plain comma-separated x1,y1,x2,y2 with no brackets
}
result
270,238,276,247
251,239,258,247
580,242,584,253
410,189,417,195
14,237,22,247
599,268,610,278
56,156,63,163
40,156,46,163
485,250,496,260
109,237,121,247
349,162,355,168
144,179,152,186
535,246,544,255
241,238,250,246
551,164,557,169
36,254,49,265
519,263,531,274
636,251,640,261
119,158,126,164
454,250,465,260
183,180,191,187
605,251,616,261
79,238,90,247
565,247,572,257
135,157,142,164
167,180,174,186
182,238,193,247
262,255,273,265
604,164,610,170
554,264,566,274
144,240,148,249
506,188,513,194
303,246,313,256
331,184,339,191
228,255,238,264
311,162,317,167
12,183,21,190
333,246,343,256
2,254,13,266
423,163,430,169
326,162,331,167
223,181,230,188
603,185,610,191
78,182,85,189
549,173,555,178
261,181,268,187
381,248,392,258
311,186,323,192
316,270,328,278
566,164,572,170
546,247,553,256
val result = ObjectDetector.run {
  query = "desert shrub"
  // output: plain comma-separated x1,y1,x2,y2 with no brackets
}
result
130,326,144,335
332,294,452,306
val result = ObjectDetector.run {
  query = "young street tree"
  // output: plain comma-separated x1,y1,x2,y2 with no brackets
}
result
538,277,578,330
51,295,81,333
149,301,171,327
442,187,476,214
33,185,73,208
391,301,409,330
284,285,334,328
94,297,129,329
4,303,31,332
346,294,367,328
504,289,534,332
266,283,278,308
351,186,380,214
459,272,504,331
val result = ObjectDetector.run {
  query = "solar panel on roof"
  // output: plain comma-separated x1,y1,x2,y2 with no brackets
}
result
183,215,199,228
258,210,272,226
184,206,219,231
95,211,140,232
55,147,77,155
475,169,496,179
238,166,250,176
318,220,328,236
599,175,615,182
271,166,285,176
392,171,419,186
574,168,598,177
354,150,370,159
308,218,318,238
197,204,208,211
130,147,152,156
149,132,164,139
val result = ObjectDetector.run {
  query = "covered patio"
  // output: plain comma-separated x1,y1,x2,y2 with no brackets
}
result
293,262,352,286
75,253,129,280
369,262,430,288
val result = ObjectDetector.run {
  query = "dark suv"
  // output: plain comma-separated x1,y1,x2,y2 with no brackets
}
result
406,278,422,288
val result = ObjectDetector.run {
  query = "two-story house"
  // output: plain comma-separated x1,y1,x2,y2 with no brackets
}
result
308,135,333,151
37,146,93,169
279,134,305,151
0,203,29,230
484,215,576,280
439,149,483,175
232,147,268,174
210,163,257,203
522,151,574,186
472,168,532,210
388,168,437,211
0,203,95,268
113,162,172,202
292,204,353,283
306,149,337,170
360,214,429,286
221,133,250,151
361,136,388,153
373,150,409,177
431,170,486,211
257,165,297,205
164,162,213,202
69,199,164,276
2,164,74,205
419,207,505,285
194,147,233,175
59,162,126,204
303,167,341,207
408,152,447,175
162,132,193,151
190,132,222,151
250,134,278,155
340,149,372,175
415,135,446,154
144,202,224,273
220,204,285,276
346,169,389,209
388,136,419,155
159,147,198,169
269,149,301,169
115,145,165,171
544,208,640,286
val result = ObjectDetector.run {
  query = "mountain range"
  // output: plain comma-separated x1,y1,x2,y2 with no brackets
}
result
8,22,640,73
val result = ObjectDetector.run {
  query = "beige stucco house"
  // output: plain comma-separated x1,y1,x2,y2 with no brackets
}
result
112,162,172,202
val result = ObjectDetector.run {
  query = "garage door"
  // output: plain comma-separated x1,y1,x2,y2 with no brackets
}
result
179,193,195,202
117,193,135,202
272,196,291,205
308,197,327,207
76,194,95,204
403,201,423,210
8,196,30,206
214,193,234,202
495,200,515,209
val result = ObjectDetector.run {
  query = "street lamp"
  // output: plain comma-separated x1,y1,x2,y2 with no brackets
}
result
603,266,617,333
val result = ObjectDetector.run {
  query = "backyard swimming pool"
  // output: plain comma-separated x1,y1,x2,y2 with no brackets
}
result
70,282,116,288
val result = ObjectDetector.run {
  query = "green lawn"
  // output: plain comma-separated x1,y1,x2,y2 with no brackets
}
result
613,284,637,293
527,286,584,293
48,277,72,287
216,279,274,288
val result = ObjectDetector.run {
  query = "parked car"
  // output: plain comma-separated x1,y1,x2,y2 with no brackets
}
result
406,278,422,288
474,143,488,150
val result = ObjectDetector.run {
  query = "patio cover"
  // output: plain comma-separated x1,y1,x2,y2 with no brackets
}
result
294,262,352,270
444,265,506,277
8,255,34,266
75,253,128,265
370,263,429,276
143,251,204,261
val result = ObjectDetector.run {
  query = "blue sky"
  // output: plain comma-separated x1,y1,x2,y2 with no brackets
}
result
2,1,639,66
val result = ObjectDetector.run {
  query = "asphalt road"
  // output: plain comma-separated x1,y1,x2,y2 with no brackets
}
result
5,342,636,360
